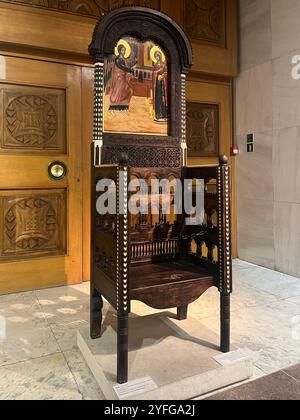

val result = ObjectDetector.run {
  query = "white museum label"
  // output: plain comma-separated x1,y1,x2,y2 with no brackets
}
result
214,349,248,366
113,377,158,400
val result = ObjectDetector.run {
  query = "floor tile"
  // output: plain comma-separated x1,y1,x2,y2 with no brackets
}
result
232,259,257,271
49,302,110,352
35,284,90,308
0,288,60,366
0,353,82,400
63,349,104,400
283,364,300,382
285,295,300,306
235,265,300,299
206,371,300,400
0,325,60,367
192,292,300,374
0,291,42,320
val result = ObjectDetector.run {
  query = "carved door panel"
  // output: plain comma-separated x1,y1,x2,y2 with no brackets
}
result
0,56,82,294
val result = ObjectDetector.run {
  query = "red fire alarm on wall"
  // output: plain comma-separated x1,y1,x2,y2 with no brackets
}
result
230,146,239,156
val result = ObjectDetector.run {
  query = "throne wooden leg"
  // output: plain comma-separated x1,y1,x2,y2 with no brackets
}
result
90,282,103,340
117,313,129,384
177,305,188,321
220,294,230,353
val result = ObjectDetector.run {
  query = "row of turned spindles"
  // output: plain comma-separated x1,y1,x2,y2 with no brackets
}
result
131,239,179,259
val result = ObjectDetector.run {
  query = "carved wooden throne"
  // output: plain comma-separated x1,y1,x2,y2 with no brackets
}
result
89,7,232,385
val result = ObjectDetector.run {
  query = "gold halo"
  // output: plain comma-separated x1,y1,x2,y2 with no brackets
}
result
150,46,166,64
114,39,131,59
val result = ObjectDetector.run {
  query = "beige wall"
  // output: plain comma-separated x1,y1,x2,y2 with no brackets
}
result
236,0,300,277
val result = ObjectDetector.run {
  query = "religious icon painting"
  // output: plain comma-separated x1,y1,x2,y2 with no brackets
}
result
104,36,169,136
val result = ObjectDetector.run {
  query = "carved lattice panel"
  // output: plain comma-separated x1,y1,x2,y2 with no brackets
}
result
186,102,219,157
0,190,66,259
184,0,226,46
103,146,181,168
0,84,66,153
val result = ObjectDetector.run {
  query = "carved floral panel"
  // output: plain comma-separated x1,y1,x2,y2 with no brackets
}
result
0,190,66,259
186,102,219,157
2,0,159,17
2,0,108,17
0,84,66,153
184,0,226,46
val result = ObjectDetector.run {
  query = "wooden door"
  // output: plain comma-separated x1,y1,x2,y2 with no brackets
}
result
0,56,83,294
186,77,237,256
82,67,93,282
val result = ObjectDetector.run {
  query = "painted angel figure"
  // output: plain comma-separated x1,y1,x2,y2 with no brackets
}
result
106,39,137,112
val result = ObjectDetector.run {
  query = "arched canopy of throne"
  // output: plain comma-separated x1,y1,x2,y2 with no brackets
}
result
89,6,193,168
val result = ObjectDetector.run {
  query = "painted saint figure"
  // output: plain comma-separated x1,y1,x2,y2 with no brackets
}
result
151,47,168,123
106,40,136,112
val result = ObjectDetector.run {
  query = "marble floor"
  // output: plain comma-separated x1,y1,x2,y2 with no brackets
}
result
1,259,300,400
206,364,300,400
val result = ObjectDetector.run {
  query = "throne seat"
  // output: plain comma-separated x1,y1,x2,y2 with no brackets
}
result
130,260,215,310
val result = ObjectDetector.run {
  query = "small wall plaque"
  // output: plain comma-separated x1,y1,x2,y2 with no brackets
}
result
247,134,254,153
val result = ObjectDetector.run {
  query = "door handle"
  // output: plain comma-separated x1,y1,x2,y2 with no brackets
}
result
48,161,68,181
